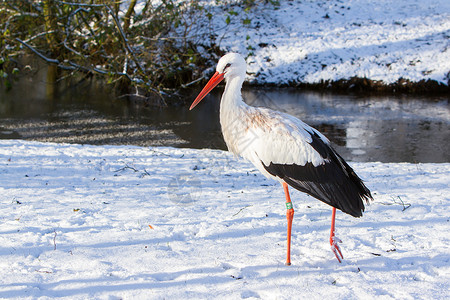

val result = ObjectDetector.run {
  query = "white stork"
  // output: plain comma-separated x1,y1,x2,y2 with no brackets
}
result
189,53,373,265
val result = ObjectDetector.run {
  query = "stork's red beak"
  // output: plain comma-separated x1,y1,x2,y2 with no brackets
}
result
189,71,224,110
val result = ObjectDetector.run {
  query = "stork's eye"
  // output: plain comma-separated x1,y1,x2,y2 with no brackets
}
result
223,63,231,71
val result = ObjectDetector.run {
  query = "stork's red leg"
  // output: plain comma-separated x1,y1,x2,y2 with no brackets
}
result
330,207,344,262
282,182,294,266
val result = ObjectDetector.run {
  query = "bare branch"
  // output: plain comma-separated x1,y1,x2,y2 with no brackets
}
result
105,5,145,74
16,38,59,64
63,7,90,58
123,0,137,33
4,0,208,97
16,38,133,81
24,30,58,44
57,1,106,8
181,75,205,88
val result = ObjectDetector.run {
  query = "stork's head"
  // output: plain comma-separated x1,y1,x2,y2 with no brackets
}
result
216,53,246,80
189,53,246,110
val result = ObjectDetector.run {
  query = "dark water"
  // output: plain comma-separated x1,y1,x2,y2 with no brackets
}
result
0,62,449,163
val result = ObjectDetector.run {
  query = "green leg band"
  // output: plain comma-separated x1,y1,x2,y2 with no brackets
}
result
286,202,293,210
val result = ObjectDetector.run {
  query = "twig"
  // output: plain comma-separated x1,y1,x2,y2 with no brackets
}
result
35,269,53,273
123,55,128,74
122,0,137,33
233,205,252,217
53,230,57,250
139,169,151,178
136,35,195,41
23,30,57,43
181,75,205,88
57,1,106,7
105,5,144,74
67,61,132,81
117,93,148,99
396,196,411,211
114,165,139,173
149,149,172,157
379,196,411,212
63,7,90,57
15,38,59,64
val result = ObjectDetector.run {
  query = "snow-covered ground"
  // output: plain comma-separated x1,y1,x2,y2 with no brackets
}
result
1,140,449,299
189,0,450,86
2,1,448,298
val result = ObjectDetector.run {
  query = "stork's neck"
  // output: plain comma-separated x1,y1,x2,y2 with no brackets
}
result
220,75,247,114
219,74,249,156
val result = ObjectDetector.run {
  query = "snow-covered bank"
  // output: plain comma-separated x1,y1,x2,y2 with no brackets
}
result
192,0,450,88
0,140,449,299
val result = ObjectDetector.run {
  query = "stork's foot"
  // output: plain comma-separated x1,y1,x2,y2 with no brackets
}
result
330,236,344,263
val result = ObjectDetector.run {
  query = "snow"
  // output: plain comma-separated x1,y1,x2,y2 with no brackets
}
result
1,1,449,298
1,140,449,299
191,0,450,85
118,0,450,85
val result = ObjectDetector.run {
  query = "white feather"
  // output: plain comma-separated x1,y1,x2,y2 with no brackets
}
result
216,53,331,180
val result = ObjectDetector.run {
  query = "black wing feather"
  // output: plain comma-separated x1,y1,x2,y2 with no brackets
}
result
262,132,372,217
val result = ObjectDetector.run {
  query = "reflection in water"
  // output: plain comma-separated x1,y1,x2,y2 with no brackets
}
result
239,88,449,163
0,62,448,163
